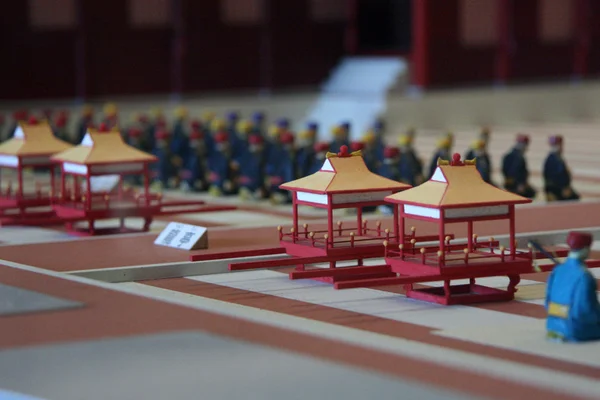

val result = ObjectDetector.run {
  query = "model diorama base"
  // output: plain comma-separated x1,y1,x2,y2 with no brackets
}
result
1,191,600,400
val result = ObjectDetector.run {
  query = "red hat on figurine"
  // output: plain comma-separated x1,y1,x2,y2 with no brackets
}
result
98,123,110,132
350,141,365,151
549,135,563,146
189,129,203,140
214,131,229,143
155,129,169,140
190,119,202,130
28,116,38,125
516,134,530,144
280,132,295,144
566,231,593,250
128,127,142,138
384,146,400,158
55,114,67,128
314,142,330,153
248,134,263,145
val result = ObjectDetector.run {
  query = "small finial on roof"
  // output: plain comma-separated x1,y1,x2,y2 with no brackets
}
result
338,145,350,157
98,123,109,132
28,116,38,125
450,153,464,166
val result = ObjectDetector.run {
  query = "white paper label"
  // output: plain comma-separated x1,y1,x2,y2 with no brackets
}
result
154,222,208,251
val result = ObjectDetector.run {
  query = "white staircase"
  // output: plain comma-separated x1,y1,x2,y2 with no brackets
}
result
300,57,407,141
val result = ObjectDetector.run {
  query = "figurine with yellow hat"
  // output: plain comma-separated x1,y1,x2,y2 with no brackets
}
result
295,122,318,178
428,132,453,179
466,139,493,184
330,122,350,152
102,103,118,130
360,130,380,172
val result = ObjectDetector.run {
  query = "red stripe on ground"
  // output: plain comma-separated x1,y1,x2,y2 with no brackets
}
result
0,266,575,400
142,278,600,381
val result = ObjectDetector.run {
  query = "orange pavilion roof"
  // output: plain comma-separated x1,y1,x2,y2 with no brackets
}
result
51,129,157,165
385,161,531,209
280,149,411,194
0,121,72,156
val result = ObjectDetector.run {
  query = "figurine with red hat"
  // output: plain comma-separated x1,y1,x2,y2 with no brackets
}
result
236,134,268,200
265,131,295,204
545,231,600,342
295,122,318,178
502,134,536,198
150,128,175,189
207,131,237,196
543,135,579,202
180,128,209,192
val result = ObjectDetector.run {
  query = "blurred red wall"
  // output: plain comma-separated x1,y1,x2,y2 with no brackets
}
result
0,0,347,100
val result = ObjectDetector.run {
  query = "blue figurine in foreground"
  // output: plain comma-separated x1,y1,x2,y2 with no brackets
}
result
546,231,600,342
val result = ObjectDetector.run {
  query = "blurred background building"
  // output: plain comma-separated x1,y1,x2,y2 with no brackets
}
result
2,0,599,101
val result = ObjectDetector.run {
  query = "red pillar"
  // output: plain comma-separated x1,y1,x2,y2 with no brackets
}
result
399,205,405,246
356,206,363,235
327,195,334,247
467,220,473,251
496,0,513,83
16,163,23,199
509,205,516,259
49,165,56,198
573,0,591,78
60,166,66,199
143,164,150,206
438,218,446,264
86,172,92,210
292,193,299,240
412,0,431,88
393,204,399,242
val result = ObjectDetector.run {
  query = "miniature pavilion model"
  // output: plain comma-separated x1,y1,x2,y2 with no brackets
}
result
0,118,72,224
50,126,234,235
337,154,540,305
228,146,444,282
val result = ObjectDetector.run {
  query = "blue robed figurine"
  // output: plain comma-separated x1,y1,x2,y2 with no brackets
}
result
250,111,266,137
180,129,209,192
466,139,493,184
266,131,296,204
236,134,268,200
295,122,318,178
398,133,423,186
207,131,237,196
543,135,580,202
170,106,190,161
502,134,536,199
371,118,386,158
151,129,175,189
546,231,600,342
330,122,350,152
377,146,401,215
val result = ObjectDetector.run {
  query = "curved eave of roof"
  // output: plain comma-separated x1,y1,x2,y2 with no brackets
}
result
386,197,533,209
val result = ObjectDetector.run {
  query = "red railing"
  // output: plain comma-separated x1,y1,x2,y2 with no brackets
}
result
278,220,396,249
384,234,534,267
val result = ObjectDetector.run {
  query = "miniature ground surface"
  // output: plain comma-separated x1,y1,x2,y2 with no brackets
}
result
2,86,600,400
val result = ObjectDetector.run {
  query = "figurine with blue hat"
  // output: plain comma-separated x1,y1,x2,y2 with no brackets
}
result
428,132,453,179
